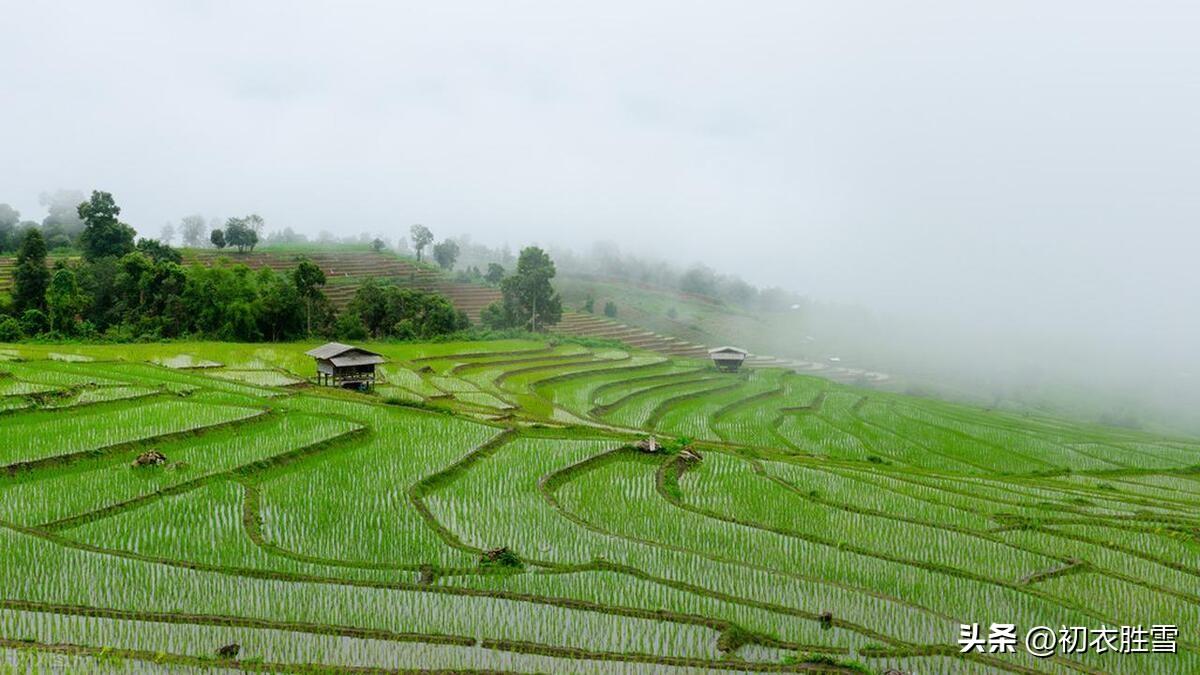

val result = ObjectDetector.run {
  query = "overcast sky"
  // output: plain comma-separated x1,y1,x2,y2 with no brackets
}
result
2,1,1198,363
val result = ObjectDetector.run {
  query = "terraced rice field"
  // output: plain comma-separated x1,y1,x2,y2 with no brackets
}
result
1,339,1197,673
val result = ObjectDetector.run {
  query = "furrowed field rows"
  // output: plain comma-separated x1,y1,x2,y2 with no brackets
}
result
553,452,1197,672
0,529,738,665
253,396,499,569
0,379,58,397
3,339,1199,672
589,369,714,409
534,359,685,418
885,403,1127,471
795,393,987,472
375,365,444,397
760,461,993,531
67,479,429,583
1,398,266,469
429,344,590,375
205,369,303,387
687,453,1057,580
654,369,786,440
418,435,933,649
62,361,282,399
496,350,634,390
600,378,736,429
0,412,361,527
0,362,128,389
457,354,608,392
710,374,827,448
0,608,778,674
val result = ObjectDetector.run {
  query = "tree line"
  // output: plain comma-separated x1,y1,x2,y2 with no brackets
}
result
0,191,564,342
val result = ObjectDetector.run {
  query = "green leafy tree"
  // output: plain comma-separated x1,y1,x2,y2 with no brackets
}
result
0,316,21,342
210,228,227,249
254,268,304,341
335,312,369,340
78,191,136,261
46,267,84,334
432,239,460,270
19,309,48,336
410,224,433,262
582,296,594,313
345,278,467,339
12,229,50,313
292,257,327,337
371,238,386,252
135,238,182,264
224,218,258,252
484,263,505,285
603,300,618,318
488,246,562,331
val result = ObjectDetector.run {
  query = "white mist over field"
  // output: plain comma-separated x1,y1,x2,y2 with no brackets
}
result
2,1,1197,430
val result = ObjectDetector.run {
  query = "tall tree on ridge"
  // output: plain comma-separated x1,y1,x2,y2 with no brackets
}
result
78,191,135,261
410,224,433,262
12,229,50,313
292,257,326,337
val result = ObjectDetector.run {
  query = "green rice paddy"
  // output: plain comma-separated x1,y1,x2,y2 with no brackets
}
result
0,339,1196,673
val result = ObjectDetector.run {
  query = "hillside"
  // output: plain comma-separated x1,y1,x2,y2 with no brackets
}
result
554,274,889,383
2,249,884,382
0,339,1197,672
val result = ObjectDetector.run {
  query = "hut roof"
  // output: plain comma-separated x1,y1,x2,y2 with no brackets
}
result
330,353,386,367
305,342,384,362
707,346,749,356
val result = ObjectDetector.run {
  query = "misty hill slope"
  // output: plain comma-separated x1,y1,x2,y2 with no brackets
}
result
0,338,1197,673
553,274,887,382
178,249,504,322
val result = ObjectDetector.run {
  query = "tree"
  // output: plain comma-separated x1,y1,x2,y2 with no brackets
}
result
583,296,595,313
210,229,227,249
292,257,326,337
224,218,258,252
0,204,19,253
432,239,460,270
179,214,208,247
679,264,719,298
0,316,21,342
39,189,86,245
371,238,386,253
46,267,84,334
78,191,136,261
12,229,50,313
486,246,562,331
244,213,265,235
485,263,505,285
136,238,182,264
344,279,467,339
410,224,433,262
603,301,617,318
254,268,303,341
160,223,176,245
19,309,48,336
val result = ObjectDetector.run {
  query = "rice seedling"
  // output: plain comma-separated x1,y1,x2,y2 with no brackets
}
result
1,399,265,468
205,370,302,387
1,339,1197,671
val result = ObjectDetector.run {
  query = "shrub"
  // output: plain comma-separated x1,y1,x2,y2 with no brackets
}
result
603,301,617,318
0,316,22,342
334,313,369,340
19,309,48,336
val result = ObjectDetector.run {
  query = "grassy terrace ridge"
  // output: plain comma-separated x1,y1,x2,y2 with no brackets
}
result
0,339,1197,673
